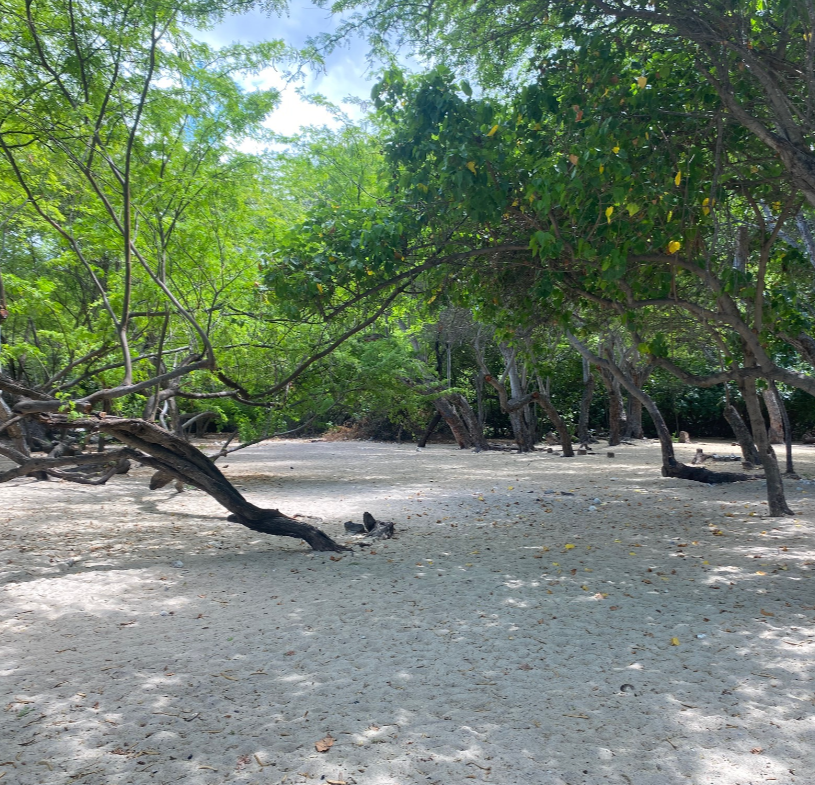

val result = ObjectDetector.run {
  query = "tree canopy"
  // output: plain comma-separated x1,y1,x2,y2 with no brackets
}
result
1,0,814,539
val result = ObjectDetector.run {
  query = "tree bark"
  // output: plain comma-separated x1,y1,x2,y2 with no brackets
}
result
723,404,761,464
577,360,595,446
625,397,644,439
762,388,785,444
598,368,626,446
417,412,442,448
535,387,574,457
433,397,473,449
742,378,793,516
449,393,489,452
50,417,350,551
769,380,795,475
567,333,751,484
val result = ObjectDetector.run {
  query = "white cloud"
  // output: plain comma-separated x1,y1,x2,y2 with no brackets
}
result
194,4,375,138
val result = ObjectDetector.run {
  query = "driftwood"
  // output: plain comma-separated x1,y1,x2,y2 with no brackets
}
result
344,512,395,541
662,457,752,483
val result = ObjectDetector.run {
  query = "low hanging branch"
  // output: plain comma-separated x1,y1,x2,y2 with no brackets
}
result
20,415,350,553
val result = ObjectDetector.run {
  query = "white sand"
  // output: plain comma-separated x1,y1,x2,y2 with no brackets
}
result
2,438,815,785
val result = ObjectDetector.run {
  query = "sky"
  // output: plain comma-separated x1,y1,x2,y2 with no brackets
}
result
194,3,377,138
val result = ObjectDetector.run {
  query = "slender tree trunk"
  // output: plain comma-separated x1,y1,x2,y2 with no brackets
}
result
418,412,442,448
535,377,574,457
723,404,761,464
770,381,795,475
599,369,625,446
577,362,595,446
743,378,793,516
762,388,785,444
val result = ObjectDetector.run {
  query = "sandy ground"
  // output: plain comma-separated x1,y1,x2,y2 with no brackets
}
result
2,437,815,785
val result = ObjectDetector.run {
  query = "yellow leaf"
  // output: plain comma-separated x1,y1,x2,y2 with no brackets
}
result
581,585,589,591
466,161,477,174
564,543,575,550
667,240,681,254
667,210,673,222
316,283,323,293
605,205,614,222
569,154,579,165
612,146,620,154
675,171,682,186
670,637,680,646
599,165,604,173
637,76,647,89
487,124,499,137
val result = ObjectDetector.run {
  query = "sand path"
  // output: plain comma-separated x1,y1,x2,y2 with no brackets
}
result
2,439,815,785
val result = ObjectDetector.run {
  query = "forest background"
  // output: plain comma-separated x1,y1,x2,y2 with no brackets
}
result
2,0,815,545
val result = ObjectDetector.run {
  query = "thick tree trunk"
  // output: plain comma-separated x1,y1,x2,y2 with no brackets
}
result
53,417,350,551
417,412,442,448
497,344,535,452
449,393,490,452
433,397,473,449
723,404,761,464
762,388,785,444
743,378,793,516
577,361,595,446
625,397,645,439
483,373,535,452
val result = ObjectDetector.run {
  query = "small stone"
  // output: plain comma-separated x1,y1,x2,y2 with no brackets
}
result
593,498,601,504
620,684,636,694
588,505,598,512
160,611,169,617
696,634,707,639
172,560,184,568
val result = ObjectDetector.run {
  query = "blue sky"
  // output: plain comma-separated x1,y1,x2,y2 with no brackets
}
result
195,4,376,137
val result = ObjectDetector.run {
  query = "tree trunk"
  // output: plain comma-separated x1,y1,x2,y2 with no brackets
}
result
0,394,29,457
535,385,574,457
53,417,350,551
449,393,490,452
762,388,785,444
433,397,472,449
598,369,626,446
770,381,795,475
566,333,751,484
577,361,595,446
417,412,442,448
625,397,645,439
743,378,793,516
723,404,761,464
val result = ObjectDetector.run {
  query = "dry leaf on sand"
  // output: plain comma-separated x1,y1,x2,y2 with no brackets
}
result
315,735,335,753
